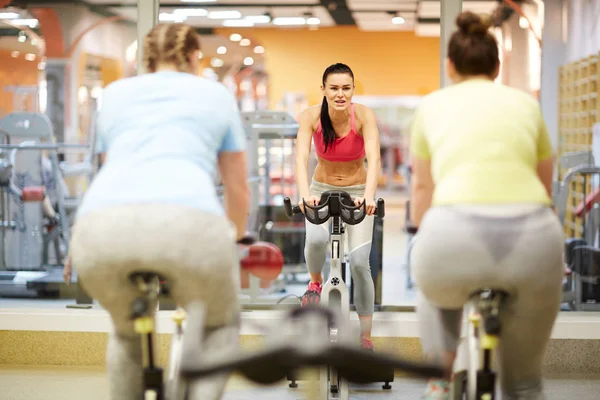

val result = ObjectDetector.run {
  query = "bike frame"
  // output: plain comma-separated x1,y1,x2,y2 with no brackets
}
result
319,213,350,399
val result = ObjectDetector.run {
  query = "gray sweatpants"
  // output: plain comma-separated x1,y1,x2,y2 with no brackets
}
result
305,179,375,316
70,203,240,400
411,205,564,399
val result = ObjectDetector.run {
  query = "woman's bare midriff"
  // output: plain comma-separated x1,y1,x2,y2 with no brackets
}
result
313,157,367,187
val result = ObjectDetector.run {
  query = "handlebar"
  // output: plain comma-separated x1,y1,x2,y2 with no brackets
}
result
237,234,256,245
283,191,385,225
178,304,446,384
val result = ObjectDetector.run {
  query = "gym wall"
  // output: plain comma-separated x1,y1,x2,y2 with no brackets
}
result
0,49,40,116
216,26,440,108
565,0,600,63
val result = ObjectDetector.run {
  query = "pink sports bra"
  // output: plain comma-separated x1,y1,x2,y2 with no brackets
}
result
313,103,366,162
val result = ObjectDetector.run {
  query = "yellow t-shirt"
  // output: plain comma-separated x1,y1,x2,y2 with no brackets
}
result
409,79,553,206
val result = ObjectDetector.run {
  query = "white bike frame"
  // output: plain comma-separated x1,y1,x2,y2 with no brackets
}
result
319,214,350,400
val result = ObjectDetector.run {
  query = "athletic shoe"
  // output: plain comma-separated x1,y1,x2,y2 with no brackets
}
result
301,281,322,307
421,379,450,399
360,337,374,351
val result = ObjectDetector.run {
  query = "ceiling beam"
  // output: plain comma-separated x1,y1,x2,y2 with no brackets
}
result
319,0,354,25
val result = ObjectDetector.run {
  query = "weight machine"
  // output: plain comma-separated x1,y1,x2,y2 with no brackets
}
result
555,151,600,311
237,111,305,305
0,112,93,298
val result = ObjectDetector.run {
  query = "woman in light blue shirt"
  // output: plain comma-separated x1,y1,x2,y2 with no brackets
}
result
64,23,250,400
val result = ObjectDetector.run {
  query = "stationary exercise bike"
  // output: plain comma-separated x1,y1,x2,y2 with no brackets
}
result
406,225,507,400
283,190,392,399
451,288,508,400
177,302,447,400
129,236,258,400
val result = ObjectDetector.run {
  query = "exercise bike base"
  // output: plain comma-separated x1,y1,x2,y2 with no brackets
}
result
287,366,394,390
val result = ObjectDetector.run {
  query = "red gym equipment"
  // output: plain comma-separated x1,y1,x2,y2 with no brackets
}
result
239,241,284,289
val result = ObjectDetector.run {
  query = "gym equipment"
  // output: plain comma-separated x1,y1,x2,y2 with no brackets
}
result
451,289,508,400
239,111,306,305
178,304,446,400
0,112,90,298
131,235,271,400
556,162,600,311
282,191,393,399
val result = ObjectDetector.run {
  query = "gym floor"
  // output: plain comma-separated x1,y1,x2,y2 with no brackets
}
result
2,365,600,399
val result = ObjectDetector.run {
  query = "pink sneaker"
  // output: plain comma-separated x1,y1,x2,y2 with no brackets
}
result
302,281,322,307
361,337,374,351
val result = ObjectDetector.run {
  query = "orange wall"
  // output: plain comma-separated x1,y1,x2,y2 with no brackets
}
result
0,50,40,115
216,26,440,108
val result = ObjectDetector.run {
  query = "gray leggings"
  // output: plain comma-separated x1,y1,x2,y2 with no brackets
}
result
305,179,375,316
70,204,240,400
411,205,564,399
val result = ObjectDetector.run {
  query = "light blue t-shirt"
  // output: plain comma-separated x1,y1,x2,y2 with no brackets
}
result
76,71,246,219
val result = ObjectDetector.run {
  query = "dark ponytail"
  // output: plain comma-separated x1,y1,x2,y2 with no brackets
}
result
320,63,354,152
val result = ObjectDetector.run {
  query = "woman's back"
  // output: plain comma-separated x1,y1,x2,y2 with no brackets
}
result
411,79,553,206
77,71,246,218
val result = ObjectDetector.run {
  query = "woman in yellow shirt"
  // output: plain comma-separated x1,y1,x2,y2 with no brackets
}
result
409,11,563,400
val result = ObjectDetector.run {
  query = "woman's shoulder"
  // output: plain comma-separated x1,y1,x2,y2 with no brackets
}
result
299,105,322,126
352,102,376,123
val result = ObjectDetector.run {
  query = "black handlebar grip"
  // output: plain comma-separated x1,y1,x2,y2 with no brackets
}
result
237,235,256,245
406,225,418,235
376,198,385,218
283,197,293,217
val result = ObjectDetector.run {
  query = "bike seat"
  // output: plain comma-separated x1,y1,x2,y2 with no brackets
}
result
129,271,166,284
469,288,509,302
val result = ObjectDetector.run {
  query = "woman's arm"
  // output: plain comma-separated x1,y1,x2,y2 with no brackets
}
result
410,157,434,227
535,108,555,201
219,152,249,240
219,96,250,240
359,106,382,213
407,104,434,227
294,109,316,202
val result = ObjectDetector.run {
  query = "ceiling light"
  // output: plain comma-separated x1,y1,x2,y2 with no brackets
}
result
18,35,26,43
38,61,46,70
11,51,19,58
31,38,38,46
223,19,254,27
25,53,36,62
229,33,242,42
244,57,254,66
159,13,186,22
210,57,225,68
208,11,242,20
306,17,320,25
198,51,203,59
245,15,271,24
217,46,227,54
240,38,251,47
392,16,405,25
0,12,19,19
254,45,265,54
172,8,208,17
272,17,306,26
10,19,38,28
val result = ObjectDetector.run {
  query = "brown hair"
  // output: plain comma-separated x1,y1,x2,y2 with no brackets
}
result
142,23,201,73
448,11,499,77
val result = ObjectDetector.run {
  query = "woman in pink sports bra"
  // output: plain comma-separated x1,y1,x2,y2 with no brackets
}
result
294,63,382,350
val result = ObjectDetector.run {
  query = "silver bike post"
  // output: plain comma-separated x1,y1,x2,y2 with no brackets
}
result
319,213,350,399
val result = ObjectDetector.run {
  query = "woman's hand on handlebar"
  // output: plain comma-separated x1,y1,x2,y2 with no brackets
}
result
354,197,377,216
298,196,320,213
